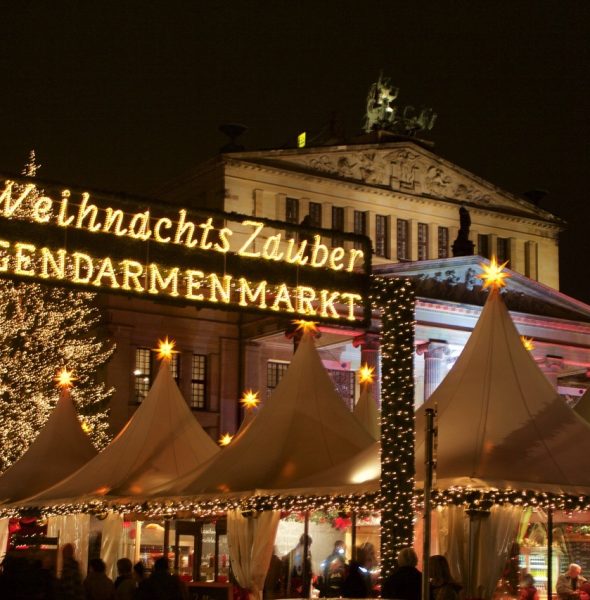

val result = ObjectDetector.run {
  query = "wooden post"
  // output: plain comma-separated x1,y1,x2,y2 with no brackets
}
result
422,408,435,600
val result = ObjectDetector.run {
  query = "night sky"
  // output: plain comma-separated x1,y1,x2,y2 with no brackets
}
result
2,2,589,301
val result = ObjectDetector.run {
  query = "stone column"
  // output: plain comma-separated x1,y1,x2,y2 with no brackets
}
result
416,340,450,401
353,332,381,404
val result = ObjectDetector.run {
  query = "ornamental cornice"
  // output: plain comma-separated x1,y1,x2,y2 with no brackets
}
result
224,156,562,232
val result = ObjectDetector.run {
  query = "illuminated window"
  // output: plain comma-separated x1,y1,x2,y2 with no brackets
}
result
332,206,345,247
308,202,322,228
438,227,449,258
134,348,151,403
286,198,299,224
497,237,510,264
327,369,356,411
478,234,490,258
354,211,367,250
267,360,290,400
190,354,207,410
418,223,428,261
375,215,389,258
170,353,180,386
397,219,409,260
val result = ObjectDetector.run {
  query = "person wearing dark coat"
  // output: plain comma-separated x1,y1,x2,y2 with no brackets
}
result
429,555,462,600
136,556,188,600
382,547,421,600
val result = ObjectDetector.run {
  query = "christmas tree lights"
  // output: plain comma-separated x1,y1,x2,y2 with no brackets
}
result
0,152,114,472
370,276,415,577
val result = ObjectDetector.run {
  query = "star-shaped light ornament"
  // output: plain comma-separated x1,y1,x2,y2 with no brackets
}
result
477,256,511,290
81,420,93,434
240,389,260,410
293,320,319,335
218,432,233,447
521,336,535,352
358,364,375,385
154,336,178,361
55,367,76,388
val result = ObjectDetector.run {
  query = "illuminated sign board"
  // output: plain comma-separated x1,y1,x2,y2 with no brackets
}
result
0,175,372,326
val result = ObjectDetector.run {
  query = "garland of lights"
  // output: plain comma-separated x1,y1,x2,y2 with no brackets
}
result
370,276,415,577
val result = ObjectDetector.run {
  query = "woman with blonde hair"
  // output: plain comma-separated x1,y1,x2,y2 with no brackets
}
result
382,547,421,600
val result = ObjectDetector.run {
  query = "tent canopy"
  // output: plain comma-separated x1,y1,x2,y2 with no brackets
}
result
415,288,590,496
353,386,380,441
0,389,97,503
158,332,376,496
26,359,219,504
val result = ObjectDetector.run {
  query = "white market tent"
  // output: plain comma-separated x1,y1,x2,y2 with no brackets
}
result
414,286,590,496
158,331,376,496
25,358,219,505
0,388,97,504
574,388,590,424
353,385,380,441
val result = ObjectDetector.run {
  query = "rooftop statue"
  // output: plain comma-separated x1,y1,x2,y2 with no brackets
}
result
363,72,437,137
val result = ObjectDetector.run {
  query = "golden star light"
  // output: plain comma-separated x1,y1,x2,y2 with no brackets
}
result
477,256,511,290
81,421,93,433
293,320,318,335
521,336,535,351
55,368,75,388
240,390,260,410
154,336,178,360
359,364,375,385
218,433,233,447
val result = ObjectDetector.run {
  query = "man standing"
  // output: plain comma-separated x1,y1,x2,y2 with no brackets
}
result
557,564,587,600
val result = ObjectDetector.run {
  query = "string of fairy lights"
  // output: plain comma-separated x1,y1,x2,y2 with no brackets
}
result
370,276,416,577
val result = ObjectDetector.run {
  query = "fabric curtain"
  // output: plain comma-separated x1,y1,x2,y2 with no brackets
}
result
473,505,523,599
0,518,9,562
437,505,469,587
100,512,124,580
227,509,280,600
48,513,90,576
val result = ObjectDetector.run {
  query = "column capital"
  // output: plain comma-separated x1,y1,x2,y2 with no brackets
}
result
416,339,449,359
352,332,380,350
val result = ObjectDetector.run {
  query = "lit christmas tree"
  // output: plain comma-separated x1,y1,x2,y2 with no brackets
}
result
0,151,114,471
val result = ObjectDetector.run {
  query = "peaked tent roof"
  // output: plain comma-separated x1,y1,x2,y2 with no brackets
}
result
27,359,219,505
160,332,376,495
353,387,380,441
0,389,97,503
415,288,590,496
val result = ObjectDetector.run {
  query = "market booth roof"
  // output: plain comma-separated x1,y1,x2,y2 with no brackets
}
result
574,388,590,425
0,388,97,504
159,331,376,496
26,358,219,504
415,287,590,496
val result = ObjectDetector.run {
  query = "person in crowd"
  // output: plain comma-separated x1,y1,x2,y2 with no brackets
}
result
136,556,188,600
264,547,283,600
114,558,135,600
342,546,371,599
59,543,85,600
519,574,539,600
382,547,421,600
83,557,115,600
320,541,347,597
282,534,313,598
133,561,147,586
428,555,461,600
558,564,588,600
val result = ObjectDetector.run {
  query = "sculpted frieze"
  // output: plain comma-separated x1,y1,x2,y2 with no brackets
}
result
282,148,529,213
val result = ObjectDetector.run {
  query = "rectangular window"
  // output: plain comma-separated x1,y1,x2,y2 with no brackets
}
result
332,206,345,247
134,348,152,403
285,197,299,224
267,360,290,400
397,219,409,260
418,223,429,261
308,202,322,228
170,353,180,386
190,354,207,409
354,211,367,250
375,215,389,258
438,227,449,258
327,369,356,411
478,234,490,258
497,237,510,264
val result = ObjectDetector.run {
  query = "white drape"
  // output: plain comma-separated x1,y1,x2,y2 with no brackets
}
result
48,513,90,576
436,505,523,599
0,518,9,562
227,510,280,600
100,513,124,580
